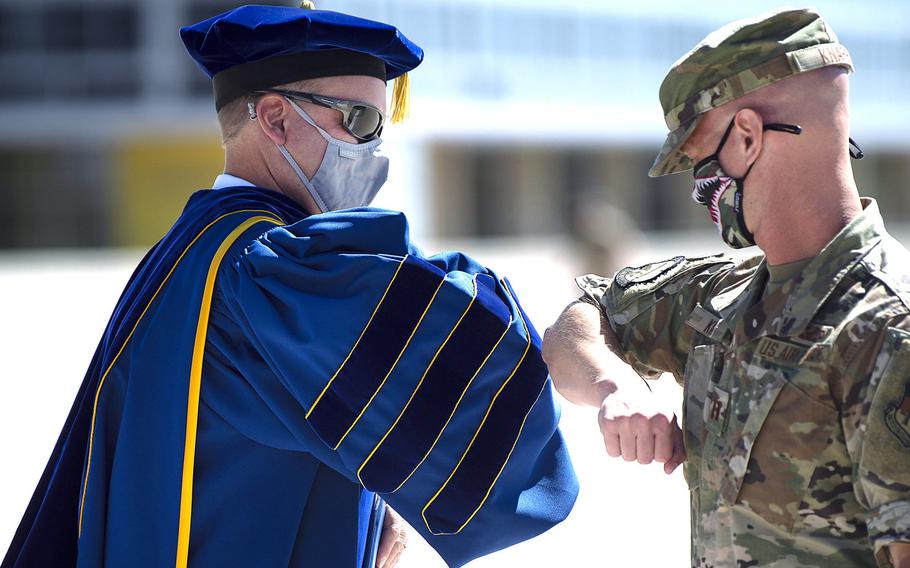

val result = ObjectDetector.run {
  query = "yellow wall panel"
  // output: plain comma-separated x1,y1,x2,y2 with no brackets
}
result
112,135,224,247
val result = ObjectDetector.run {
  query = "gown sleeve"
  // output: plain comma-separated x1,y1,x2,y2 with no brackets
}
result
212,208,578,567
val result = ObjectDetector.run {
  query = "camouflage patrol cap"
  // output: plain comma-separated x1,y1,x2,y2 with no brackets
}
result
649,7,853,177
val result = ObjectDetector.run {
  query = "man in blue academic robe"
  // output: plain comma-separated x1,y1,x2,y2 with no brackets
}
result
2,5,578,567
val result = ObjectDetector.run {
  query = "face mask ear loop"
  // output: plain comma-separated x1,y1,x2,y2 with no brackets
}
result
714,119,737,155
277,144,329,213
703,118,739,176
285,96,378,153
741,160,757,182
284,97,335,143
733,182,754,244
733,153,758,247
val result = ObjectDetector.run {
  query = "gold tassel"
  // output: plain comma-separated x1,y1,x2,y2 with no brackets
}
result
389,72,411,124
299,0,316,9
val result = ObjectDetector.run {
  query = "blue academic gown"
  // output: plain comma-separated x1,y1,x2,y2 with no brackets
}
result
2,184,578,567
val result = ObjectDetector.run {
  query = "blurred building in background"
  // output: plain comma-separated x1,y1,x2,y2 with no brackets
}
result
0,0,908,272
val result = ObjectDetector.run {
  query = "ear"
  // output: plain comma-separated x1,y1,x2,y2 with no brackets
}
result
254,94,291,146
731,108,764,170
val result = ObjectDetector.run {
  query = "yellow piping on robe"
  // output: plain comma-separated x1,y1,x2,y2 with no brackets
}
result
176,215,283,567
77,209,284,537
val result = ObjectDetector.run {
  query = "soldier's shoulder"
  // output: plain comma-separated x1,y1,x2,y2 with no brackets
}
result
823,238,910,367
858,235,910,312
611,251,760,293
587,251,761,326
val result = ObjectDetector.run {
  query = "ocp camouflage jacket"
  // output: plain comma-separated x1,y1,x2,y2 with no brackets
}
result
578,199,910,568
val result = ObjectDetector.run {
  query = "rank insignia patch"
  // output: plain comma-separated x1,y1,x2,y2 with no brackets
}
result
704,382,730,435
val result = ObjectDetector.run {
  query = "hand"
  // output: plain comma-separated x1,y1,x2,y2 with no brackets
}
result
598,386,686,474
543,300,686,473
375,505,408,568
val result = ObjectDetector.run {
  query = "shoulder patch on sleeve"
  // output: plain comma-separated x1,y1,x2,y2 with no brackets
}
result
883,380,910,449
605,254,735,327
615,256,685,289
865,327,910,474
878,327,910,449
861,236,910,313
614,254,728,291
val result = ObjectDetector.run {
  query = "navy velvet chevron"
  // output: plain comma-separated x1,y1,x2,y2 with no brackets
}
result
4,195,577,568
305,255,446,449
217,209,577,566
422,280,550,535
358,273,511,493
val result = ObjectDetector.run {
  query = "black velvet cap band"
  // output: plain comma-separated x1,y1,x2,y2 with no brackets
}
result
213,49,387,111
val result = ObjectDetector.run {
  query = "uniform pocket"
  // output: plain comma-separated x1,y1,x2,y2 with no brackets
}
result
718,372,787,506
730,370,838,533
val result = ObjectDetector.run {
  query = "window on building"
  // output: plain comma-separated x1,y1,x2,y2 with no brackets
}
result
0,3,139,100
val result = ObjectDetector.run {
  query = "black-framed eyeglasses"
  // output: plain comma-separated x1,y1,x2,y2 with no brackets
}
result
693,120,864,174
255,88,385,142
693,122,803,172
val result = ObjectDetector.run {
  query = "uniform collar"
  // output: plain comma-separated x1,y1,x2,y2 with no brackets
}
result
212,173,256,190
732,197,885,344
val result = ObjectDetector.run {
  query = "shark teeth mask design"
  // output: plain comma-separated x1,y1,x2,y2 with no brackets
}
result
692,175,733,232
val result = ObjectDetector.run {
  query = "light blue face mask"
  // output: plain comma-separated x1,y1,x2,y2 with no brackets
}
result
278,97,389,212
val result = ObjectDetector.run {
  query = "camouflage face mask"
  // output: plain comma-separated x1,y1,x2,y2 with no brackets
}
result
691,119,802,249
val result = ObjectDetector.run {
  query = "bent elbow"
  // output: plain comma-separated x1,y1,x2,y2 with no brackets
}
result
540,325,559,366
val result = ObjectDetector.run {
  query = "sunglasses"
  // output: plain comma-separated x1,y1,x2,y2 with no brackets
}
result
255,88,385,142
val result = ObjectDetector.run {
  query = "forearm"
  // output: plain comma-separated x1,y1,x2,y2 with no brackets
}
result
542,300,632,407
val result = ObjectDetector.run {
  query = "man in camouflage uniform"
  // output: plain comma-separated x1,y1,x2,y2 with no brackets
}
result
542,8,910,568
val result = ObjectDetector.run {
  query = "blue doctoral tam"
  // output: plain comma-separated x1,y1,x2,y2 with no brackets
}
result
180,4,424,110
